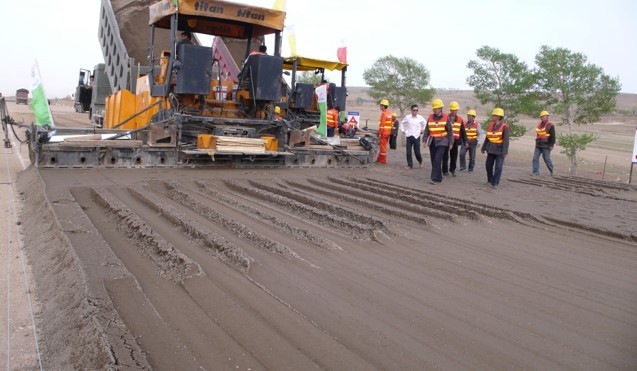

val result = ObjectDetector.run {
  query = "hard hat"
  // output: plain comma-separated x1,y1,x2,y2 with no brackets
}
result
391,112,397,118
492,108,505,117
380,99,389,106
432,99,444,109
274,106,281,114
540,110,549,117
467,109,477,116
449,101,460,111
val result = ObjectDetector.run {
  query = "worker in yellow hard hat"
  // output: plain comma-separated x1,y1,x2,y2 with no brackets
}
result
532,110,556,176
459,109,483,172
442,101,467,177
481,108,509,188
376,99,393,164
422,98,454,184
274,106,283,120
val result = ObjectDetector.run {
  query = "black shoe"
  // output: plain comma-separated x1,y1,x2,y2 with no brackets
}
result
451,172,456,177
443,172,450,177
459,168,466,172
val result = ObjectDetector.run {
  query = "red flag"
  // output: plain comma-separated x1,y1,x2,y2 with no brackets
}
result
337,46,347,63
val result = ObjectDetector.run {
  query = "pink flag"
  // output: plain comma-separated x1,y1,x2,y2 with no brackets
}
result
337,46,347,63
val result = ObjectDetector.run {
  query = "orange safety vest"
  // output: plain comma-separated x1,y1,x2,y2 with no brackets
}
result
327,109,339,128
535,121,553,139
465,121,479,142
450,115,463,140
486,121,508,144
427,113,449,138
378,110,393,136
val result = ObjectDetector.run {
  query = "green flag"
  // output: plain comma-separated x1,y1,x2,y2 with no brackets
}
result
30,62,54,127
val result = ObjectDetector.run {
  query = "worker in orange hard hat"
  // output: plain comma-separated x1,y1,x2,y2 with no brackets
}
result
442,101,467,177
376,99,393,164
532,110,556,176
481,108,509,188
422,99,453,184
459,109,483,172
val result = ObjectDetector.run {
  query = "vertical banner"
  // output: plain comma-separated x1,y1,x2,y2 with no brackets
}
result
287,25,297,56
632,126,637,163
30,61,54,127
315,84,327,137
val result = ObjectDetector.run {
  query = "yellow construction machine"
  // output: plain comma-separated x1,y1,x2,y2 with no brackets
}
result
28,0,376,168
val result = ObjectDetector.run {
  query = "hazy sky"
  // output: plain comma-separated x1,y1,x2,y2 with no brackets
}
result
1,0,635,98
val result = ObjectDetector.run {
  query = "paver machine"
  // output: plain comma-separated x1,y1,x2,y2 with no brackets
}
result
27,0,376,168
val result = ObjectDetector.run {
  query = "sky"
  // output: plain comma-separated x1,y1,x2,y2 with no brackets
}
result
1,0,635,98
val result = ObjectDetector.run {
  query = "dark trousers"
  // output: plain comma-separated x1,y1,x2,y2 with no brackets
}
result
429,144,448,182
460,141,478,171
327,127,335,137
442,141,459,174
485,153,505,186
389,134,397,150
405,136,422,168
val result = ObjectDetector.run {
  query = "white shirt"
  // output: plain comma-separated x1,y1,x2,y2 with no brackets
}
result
400,114,426,138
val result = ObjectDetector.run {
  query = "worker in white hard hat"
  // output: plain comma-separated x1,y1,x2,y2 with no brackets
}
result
532,110,556,176
376,99,393,164
481,108,509,188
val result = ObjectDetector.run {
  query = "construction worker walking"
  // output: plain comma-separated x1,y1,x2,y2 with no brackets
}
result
532,110,556,176
459,109,483,172
423,99,453,184
481,108,509,188
376,99,393,164
442,101,466,177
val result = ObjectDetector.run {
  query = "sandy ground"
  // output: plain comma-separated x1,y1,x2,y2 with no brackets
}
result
2,101,637,370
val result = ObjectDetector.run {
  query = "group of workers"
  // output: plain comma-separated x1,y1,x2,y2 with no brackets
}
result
376,99,556,188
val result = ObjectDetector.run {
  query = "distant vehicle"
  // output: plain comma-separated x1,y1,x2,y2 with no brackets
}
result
89,63,112,128
16,88,29,104
74,68,92,113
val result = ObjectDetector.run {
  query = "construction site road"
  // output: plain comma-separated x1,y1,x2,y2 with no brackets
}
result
3,101,637,370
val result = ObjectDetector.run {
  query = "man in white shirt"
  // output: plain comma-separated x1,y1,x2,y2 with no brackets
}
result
400,104,426,169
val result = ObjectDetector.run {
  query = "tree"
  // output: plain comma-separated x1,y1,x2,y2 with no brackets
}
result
296,71,322,85
363,55,434,118
466,46,535,138
533,45,621,175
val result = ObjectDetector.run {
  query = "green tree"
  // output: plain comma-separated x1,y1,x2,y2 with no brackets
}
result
296,71,322,85
363,55,434,118
466,46,535,138
533,45,621,175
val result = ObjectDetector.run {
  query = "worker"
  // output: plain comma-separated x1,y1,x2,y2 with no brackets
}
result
481,108,509,189
274,106,283,120
399,104,425,170
176,31,192,56
442,101,466,177
376,99,393,164
532,110,556,176
389,112,399,150
459,109,483,172
326,106,340,137
250,44,268,56
422,99,453,184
